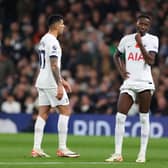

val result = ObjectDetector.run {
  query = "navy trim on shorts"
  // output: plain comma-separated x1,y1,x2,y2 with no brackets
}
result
49,55,58,58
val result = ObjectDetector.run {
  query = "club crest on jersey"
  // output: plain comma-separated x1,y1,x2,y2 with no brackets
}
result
52,45,57,50
128,52,144,61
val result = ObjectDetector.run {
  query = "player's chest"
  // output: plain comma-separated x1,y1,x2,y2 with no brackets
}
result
124,37,148,52
125,41,143,62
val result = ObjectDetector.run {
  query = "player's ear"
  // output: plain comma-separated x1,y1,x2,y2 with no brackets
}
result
147,22,151,31
136,20,139,27
54,22,57,28
52,22,58,29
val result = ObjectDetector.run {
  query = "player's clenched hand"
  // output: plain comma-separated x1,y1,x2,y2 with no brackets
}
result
135,33,142,46
56,84,64,100
120,70,130,80
62,80,72,93
120,62,130,79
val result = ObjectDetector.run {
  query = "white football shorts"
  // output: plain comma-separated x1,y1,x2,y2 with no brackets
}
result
37,88,69,107
120,80,155,102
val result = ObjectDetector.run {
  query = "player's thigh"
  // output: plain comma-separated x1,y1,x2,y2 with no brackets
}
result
38,88,50,106
38,88,51,119
118,93,134,114
57,105,71,116
138,90,152,113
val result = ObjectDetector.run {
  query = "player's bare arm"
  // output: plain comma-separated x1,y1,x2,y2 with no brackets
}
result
50,57,63,99
135,33,156,65
113,50,130,79
61,78,72,93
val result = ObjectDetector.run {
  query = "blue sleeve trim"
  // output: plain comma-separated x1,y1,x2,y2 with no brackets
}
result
118,49,123,55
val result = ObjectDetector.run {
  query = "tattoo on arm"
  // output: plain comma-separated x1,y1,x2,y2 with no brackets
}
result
50,57,62,85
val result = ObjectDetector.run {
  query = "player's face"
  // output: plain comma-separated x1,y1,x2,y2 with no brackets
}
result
136,18,151,35
57,19,65,35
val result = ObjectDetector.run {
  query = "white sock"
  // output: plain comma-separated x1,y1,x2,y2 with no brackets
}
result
58,114,69,150
115,112,127,155
139,113,150,157
33,116,46,150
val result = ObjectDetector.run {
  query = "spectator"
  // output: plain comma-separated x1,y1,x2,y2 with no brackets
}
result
0,49,15,87
75,93,96,114
1,95,21,113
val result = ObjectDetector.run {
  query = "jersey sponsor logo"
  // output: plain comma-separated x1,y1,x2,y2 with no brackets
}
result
128,52,144,61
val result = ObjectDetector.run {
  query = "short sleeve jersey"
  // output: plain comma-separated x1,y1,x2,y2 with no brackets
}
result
118,33,159,83
35,33,62,88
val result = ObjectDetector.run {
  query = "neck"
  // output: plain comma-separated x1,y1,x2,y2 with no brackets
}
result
48,29,58,37
138,31,146,36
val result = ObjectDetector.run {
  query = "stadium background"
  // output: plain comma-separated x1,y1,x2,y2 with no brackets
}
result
0,0,168,117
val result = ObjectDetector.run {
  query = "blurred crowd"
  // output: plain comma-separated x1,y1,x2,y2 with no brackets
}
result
0,0,168,116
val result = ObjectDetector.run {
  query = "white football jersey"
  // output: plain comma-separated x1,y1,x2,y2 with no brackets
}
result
118,33,159,84
35,33,62,88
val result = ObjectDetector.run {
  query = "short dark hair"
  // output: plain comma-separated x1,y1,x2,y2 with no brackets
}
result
137,13,152,21
47,14,63,27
